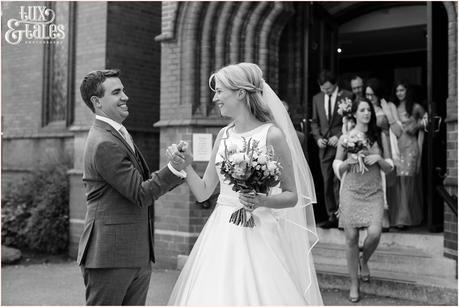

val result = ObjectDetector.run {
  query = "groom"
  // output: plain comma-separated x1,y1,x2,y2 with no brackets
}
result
77,69,191,305
311,70,352,229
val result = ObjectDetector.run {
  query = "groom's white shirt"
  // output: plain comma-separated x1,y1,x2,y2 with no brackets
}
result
95,115,186,178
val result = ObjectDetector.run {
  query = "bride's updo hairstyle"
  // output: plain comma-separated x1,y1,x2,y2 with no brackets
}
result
209,63,273,122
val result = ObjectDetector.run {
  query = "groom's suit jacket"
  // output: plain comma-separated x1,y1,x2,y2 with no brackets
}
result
77,119,182,268
311,88,353,159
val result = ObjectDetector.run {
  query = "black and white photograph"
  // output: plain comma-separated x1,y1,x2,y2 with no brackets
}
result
1,1,458,305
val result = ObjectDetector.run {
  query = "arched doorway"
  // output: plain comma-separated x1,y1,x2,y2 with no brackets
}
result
337,3,449,232
277,2,452,229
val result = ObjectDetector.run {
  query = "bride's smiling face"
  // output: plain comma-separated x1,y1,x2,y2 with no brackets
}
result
213,79,242,118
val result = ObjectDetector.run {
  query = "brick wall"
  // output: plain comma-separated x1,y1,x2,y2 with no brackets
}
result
444,117,457,260
443,2,457,261
1,2,45,135
72,2,108,129
106,1,162,169
155,125,221,268
1,2,76,187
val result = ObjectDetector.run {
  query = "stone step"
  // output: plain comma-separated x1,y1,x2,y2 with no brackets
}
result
312,242,457,279
317,228,445,257
315,263,458,305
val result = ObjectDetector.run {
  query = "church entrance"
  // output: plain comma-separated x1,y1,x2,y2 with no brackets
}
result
278,2,449,231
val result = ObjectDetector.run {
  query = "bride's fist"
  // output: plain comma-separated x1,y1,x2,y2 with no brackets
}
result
239,191,266,211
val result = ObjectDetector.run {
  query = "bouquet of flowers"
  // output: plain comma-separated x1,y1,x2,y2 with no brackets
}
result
342,132,370,174
337,97,355,133
216,137,282,227
337,97,353,119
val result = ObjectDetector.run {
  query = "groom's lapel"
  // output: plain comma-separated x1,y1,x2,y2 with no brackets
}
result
95,120,144,172
330,90,343,125
318,94,328,123
134,144,150,179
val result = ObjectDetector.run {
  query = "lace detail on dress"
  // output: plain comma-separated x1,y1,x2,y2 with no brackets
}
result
339,141,384,228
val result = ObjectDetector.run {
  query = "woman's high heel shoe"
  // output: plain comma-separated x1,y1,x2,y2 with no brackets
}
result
359,257,370,282
348,287,360,303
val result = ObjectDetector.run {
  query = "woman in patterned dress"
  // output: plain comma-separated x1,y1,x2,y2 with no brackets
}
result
333,98,393,303
389,81,426,229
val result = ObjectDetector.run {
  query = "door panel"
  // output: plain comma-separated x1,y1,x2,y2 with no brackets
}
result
426,2,447,232
278,2,338,222
306,3,339,222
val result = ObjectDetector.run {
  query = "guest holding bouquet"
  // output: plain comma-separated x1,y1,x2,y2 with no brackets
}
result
333,98,393,303
167,63,322,305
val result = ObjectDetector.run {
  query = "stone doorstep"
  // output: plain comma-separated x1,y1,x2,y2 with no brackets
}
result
316,263,458,305
314,228,458,305
312,242,457,279
317,228,445,257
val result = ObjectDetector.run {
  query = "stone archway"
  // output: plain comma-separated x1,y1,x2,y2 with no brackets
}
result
157,2,293,118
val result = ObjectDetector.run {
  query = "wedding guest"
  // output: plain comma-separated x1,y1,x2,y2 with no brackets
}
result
333,98,393,303
77,69,189,305
311,70,353,228
350,75,365,98
389,80,426,229
167,63,322,305
365,78,399,231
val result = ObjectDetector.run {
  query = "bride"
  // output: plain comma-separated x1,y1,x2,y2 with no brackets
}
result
167,63,323,305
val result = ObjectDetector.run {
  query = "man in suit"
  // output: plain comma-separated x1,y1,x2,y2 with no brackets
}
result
77,69,190,305
350,75,365,98
311,70,353,228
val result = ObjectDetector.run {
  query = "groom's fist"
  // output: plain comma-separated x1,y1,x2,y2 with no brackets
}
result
177,140,188,153
177,140,193,167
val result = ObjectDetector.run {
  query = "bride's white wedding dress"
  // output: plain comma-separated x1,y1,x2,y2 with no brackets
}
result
168,123,323,305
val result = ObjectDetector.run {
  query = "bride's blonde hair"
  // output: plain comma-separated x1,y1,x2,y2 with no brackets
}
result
209,63,273,122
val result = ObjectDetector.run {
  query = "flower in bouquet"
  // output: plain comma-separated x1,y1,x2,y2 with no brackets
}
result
337,97,353,119
342,132,370,174
216,137,282,227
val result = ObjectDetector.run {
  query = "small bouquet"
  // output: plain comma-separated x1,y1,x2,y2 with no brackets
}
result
216,137,282,227
337,97,353,119
337,97,355,133
342,132,370,174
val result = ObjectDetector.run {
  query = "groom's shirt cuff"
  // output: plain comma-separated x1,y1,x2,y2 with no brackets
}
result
167,162,187,178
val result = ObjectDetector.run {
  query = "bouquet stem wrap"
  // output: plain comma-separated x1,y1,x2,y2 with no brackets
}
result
349,152,368,174
229,207,255,228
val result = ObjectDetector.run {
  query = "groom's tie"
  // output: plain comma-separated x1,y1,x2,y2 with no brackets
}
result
119,126,135,152
327,94,333,123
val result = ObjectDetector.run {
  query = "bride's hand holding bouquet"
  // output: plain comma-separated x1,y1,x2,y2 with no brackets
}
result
216,137,282,228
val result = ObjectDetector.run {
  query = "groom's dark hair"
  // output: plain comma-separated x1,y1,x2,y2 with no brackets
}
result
317,70,337,86
80,69,121,113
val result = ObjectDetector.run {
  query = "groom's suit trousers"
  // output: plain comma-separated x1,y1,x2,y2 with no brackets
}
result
81,264,152,306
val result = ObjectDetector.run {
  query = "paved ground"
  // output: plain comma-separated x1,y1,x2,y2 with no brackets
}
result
1,258,424,306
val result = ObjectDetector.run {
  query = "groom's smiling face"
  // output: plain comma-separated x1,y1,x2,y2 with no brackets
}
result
94,77,129,123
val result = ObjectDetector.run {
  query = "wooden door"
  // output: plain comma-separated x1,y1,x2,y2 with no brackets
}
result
425,2,448,232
